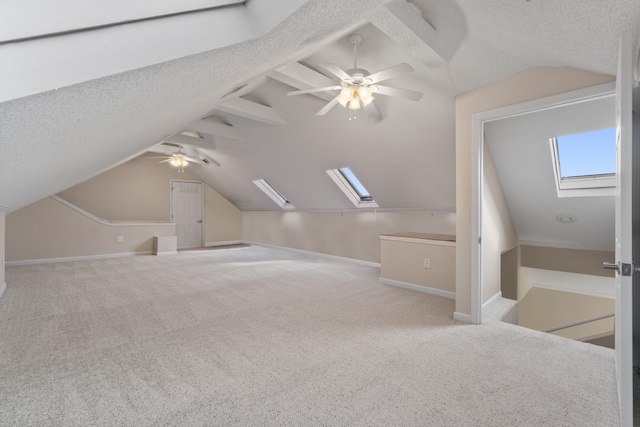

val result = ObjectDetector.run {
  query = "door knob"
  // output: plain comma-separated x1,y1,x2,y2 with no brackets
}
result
603,261,619,273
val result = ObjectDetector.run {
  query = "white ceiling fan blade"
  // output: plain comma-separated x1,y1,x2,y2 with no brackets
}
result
367,63,414,84
316,98,339,116
319,64,352,82
373,85,423,101
158,159,172,163
287,86,342,96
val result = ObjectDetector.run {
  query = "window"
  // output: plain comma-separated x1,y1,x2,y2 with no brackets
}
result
550,128,616,197
253,179,294,209
326,167,379,208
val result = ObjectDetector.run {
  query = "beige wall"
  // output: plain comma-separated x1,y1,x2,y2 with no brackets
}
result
59,155,202,221
204,186,242,244
242,210,456,264
455,67,614,317
58,154,242,244
521,245,614,278
380,238,455,294
518,287,614,342
6,197,176,261
482,139,518,303
7,155,242,262
501,246,518,300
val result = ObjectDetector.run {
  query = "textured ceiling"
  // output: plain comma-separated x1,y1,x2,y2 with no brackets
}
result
1,0,639,216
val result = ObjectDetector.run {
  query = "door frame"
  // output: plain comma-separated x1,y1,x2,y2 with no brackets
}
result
170,179,205,248
470,81,616,325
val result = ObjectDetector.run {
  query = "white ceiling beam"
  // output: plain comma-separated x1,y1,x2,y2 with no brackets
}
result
216,98,286,126
165,134,216,150
1,0,244,42
186,119,243,140
269,62,337,101
370,0,447,68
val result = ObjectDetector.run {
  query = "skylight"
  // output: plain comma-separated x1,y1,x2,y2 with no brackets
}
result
253,179,294,209
550,128,616,197
326,167,379,208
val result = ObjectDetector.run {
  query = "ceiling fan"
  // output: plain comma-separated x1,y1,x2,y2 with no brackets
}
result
147,144,207,172
287,34,423,117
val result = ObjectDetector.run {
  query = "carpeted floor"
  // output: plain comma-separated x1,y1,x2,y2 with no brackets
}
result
0,246,619,426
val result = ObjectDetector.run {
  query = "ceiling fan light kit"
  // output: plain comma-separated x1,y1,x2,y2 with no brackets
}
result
148,146,197,172
287,34,423,118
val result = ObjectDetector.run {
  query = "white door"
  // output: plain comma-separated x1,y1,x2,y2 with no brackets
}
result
171,181,203,249
614,29,638,426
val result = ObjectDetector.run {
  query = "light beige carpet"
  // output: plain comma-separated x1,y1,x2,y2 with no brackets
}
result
0,246,618,425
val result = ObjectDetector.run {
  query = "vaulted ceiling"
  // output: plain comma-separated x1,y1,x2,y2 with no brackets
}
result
1,1,639,219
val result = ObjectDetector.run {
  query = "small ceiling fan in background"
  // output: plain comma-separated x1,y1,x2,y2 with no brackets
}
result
147,143,215,172
287,34,423,118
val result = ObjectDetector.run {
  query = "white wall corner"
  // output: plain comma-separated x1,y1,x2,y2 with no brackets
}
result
0,282,6,299
453,311,473,323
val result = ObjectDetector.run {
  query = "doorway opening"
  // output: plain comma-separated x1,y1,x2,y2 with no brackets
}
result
471,82,616,330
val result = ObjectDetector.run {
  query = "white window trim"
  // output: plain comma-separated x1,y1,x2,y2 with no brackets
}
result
253,179,295,209
326,169,379,208
549,137,616,198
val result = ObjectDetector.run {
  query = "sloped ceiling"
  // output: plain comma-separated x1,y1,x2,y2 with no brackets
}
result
1,0,640,215
485,92,616,251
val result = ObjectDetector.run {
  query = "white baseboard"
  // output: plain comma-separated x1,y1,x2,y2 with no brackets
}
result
0,282,6,299
482,291,503,311
244,241,381,268
205,240,243,247
378,277,455,300
6,251,154,266
453,311,473,323
154,251,178,256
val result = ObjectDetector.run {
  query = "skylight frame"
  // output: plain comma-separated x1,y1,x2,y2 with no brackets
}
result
549,129,616,198
326,167,379,208
253,179,295,209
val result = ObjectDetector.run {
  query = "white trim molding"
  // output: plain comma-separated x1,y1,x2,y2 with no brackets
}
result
6,251,154,266
378,277,455,299
379,235,456,247
519,240,615,253
51,196,176,227
0,282,6,299
482,291,503,311
453,312,472,323
205,240,244,247
154,251,178,256
244,241,381,268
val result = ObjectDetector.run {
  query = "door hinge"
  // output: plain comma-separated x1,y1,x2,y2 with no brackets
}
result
478,236,481,244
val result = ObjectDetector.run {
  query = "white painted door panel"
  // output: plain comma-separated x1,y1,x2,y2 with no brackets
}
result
614,29,637,427
172,181,203,249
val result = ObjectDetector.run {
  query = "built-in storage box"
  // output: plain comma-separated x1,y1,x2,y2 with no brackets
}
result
379,233,455,299
154,235,177,256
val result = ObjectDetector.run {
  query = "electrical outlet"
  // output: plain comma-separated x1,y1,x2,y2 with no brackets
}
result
423,258,431,269
116,236,124,243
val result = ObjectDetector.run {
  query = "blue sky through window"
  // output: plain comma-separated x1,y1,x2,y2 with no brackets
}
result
339,167,371,198
556,128,616,178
